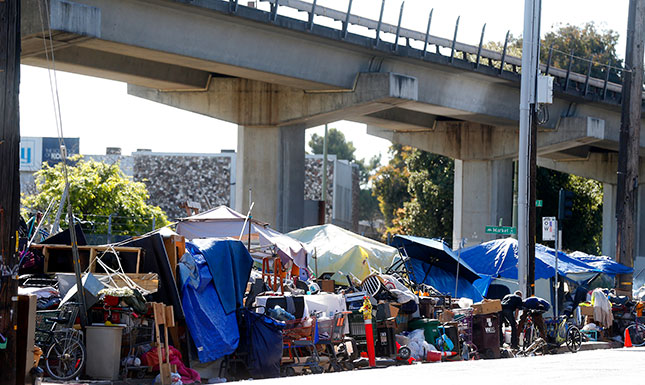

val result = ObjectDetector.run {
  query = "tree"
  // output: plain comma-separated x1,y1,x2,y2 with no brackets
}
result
542,22,622,81
397,151,454,243
371,145,412,232
309,128,356,161
22,156,169,236
536,168,603,254
372,146,454,242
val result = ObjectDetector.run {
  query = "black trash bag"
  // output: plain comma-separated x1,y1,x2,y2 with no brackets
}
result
237,308,285,379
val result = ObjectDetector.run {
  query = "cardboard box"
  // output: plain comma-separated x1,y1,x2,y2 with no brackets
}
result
579,305,594,316
395,313,409,334
319,279,335,293
376,302,400,321
439,309,454,323
472,299,502,315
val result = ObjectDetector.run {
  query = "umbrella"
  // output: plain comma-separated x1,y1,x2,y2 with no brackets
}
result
390,235,481,282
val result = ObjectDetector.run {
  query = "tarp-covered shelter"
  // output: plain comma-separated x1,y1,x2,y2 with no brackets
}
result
176,206,307,271
287,224,398,284
390,235,483,301
566,251,633,277
178,239,253,363
460,238,608,283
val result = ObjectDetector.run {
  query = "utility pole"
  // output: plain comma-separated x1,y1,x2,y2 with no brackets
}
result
0,0,21,384
616,0,645,295
518,0,541,296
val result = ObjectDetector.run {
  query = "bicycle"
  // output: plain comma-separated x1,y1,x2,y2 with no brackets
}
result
35,303,86,380
545,315,582,353
624,314,645,346
518,311,547,356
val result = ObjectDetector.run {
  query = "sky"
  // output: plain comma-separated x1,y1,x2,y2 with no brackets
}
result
19,0,629,164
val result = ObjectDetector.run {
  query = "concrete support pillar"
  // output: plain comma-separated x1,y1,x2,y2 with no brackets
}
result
235,124,305,233
453,159,514,249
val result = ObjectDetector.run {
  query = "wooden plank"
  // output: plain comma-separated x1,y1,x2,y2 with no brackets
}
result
164,305,175,328
88,247,97,273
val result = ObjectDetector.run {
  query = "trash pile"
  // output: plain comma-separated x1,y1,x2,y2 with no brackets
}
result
14,206,642,384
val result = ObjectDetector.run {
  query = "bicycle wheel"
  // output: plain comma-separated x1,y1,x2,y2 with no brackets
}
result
45,337,86,380
625,324,645,347
566,326,582,353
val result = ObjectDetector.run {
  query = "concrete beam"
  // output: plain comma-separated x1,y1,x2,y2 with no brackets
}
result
23,45,211,90
129,72,418,127
367,116,608,161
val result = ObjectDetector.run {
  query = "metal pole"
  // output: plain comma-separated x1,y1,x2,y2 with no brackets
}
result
322,124,328,222
455,238,463,298
107,214,112,244
51,183,69,235
554,220,559,317
248,188,252,251
518,0,540,295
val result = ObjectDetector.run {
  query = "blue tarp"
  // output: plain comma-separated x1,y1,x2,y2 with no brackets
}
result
237,308,285,379
187,239,253,314
557,251,633,277
460,238,603,282
406,257,484,301
179,239,253,363
391,235,480,282
390,235,483,300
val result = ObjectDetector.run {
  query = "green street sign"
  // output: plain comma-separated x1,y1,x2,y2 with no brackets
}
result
485,226,517,235
536,200,543,207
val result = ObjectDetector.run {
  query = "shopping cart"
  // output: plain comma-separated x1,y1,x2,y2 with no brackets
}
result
281,317,324,376
453,307,478,359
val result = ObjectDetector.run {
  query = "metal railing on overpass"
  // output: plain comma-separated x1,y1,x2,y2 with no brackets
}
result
216,0,640,105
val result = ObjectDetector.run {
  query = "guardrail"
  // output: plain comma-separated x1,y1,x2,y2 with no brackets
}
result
222,0,639,102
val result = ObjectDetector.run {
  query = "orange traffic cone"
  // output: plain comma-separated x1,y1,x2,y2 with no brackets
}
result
624,328,633,348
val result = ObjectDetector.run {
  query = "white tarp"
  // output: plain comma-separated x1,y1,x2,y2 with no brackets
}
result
176,206,307,269
287,224,398,284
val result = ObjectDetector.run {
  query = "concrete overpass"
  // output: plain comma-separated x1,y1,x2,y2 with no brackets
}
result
20,0,645,272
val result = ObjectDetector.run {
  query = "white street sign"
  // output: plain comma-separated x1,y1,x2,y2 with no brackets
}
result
542,216,556,241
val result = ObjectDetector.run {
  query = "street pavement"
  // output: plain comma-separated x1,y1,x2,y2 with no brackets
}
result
255,347,645,384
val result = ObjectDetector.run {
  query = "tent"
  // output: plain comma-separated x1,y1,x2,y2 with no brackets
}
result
287,224,398,284
176,206,307,271
566,251,633,277
460,238,603,282
390,235,483,301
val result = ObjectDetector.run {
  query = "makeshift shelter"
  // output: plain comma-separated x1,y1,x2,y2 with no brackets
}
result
287,224,398,284
390,235,483,301
176,206,307,271
458,238,636,306
460,238,607,287
178,239,253,363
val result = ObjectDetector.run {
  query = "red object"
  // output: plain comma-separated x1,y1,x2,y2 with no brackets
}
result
364,319,376,367
625,328,633,348
426,351,457,362
104,295,119,307
142,346,200,384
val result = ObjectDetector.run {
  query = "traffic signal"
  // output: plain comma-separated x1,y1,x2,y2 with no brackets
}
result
558,189,574,221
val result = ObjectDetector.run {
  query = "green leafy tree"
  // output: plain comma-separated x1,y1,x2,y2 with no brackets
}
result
536,168,603,254
397,151,454,243
309,128,357,162
542,22,622,81
371,145,412,234
22,156,169,236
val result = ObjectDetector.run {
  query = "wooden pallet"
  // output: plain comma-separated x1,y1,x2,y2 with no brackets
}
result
29,244,142,273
